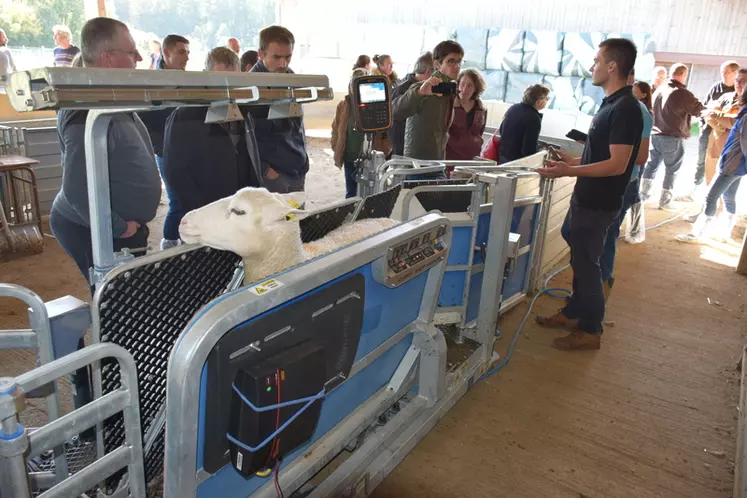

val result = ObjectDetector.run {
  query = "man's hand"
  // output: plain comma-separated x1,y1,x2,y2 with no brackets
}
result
556,149,579,164
537,160,575,179
417,77,442,97
265,167,280,180
121,220,141,238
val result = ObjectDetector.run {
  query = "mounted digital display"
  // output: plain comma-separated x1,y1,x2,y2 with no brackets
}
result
350,75,392,132
359,82,387,103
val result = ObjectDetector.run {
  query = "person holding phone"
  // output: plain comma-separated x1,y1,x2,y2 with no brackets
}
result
393,40,464,162
535,38,643,351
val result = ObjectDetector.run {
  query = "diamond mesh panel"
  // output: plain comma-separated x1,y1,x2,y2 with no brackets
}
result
27,438,97,496
414,190,474,213
96,246,242,489
300,200,360,243
354,185,402,221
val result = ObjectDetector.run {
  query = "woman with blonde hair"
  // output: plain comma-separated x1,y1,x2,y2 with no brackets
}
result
371,54,398,88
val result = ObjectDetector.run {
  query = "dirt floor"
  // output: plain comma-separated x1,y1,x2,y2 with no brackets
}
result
1,138,747,497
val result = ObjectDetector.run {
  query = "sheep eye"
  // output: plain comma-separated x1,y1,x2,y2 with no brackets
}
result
230,208,246,216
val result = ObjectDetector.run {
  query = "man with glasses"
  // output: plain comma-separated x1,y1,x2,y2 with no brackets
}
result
393,40,464,161
51,17,160,286
51,17,161,414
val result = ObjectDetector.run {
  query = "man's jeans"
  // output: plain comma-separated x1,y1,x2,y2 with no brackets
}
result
156,155,182,241
263,169,306,194
704,172,743,217
643,135,686,191
560,200,619,335
344,160,358,198
600,179,640,282
694,125,711,186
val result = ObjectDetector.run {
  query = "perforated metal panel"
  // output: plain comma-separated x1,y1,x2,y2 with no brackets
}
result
95,246,242,488
353,185,401,221
300,199,360,243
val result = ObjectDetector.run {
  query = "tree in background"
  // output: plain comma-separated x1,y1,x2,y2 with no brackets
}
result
0,0,85,47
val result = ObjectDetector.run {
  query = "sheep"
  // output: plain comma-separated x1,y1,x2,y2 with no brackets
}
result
179,187,398,283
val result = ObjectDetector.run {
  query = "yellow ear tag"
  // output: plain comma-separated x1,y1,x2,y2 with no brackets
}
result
285,200,302,221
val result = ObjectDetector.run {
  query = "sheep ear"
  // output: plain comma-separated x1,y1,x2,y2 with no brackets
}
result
274,192,307,209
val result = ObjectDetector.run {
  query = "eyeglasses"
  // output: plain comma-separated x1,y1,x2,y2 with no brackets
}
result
445,58,463,66
106,49,140,59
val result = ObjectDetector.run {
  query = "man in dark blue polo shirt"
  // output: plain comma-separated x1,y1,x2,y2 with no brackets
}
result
535,38,643,351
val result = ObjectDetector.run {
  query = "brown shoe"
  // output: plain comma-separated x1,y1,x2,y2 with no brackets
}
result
535,310,579,331
552,331,601,351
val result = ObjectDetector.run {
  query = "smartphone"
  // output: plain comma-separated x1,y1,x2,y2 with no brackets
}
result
566,129,588,142
431,81,458,95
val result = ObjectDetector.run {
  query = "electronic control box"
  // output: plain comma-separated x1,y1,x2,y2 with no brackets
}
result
373,224,449,287
350,75,392,132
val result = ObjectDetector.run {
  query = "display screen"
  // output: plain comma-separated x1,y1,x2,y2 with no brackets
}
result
359,82,387,104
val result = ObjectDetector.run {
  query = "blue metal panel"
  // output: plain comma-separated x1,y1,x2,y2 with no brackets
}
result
472,212,491,265
438,270,467,307
446,226,472,266
194,261,427,488
503,251,532,300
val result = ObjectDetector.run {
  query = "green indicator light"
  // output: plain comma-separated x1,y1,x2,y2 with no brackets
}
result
266,386,272,392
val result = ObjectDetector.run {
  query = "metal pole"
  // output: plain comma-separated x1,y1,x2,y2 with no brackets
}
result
0,378,31,498
84,110,117,288
0,283,69,480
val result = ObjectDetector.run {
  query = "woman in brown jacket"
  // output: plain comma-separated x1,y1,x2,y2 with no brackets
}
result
331,69,391,198
370,54,398,88
445,69,487,168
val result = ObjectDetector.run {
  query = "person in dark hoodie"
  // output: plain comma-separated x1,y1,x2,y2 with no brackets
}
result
138,33,190,249
162,47,263,243
249,25,308,193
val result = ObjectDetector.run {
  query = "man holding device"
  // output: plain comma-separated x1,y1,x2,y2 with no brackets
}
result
535,38,643,351
392,40,464,161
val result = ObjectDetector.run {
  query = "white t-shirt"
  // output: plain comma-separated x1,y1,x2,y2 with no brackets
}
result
0,46,17,90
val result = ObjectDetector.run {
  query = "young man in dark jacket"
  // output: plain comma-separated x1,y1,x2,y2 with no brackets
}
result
138,34,190,248
390,51,433,157
249,25,308,193
393,40,464,161
162,48,263,242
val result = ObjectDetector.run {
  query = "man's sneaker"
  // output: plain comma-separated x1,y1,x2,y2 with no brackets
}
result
684,213,699,223
675,233,700,244
552,331,601,351
535,310,579,331
675,192,695,203
160,238,181,250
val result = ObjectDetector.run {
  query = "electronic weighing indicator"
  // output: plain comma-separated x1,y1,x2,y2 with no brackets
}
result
351,75,392,132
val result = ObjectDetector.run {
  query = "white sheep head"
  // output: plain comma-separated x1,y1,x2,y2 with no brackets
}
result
179,187,307,259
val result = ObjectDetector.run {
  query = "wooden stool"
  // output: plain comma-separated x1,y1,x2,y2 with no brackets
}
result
0,155,45,258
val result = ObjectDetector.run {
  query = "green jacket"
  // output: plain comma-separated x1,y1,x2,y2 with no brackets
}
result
392,70,456,160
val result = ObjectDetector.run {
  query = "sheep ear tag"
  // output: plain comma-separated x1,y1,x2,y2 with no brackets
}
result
285,199,303,222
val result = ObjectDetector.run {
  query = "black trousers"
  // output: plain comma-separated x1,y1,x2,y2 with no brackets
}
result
560,199,619,334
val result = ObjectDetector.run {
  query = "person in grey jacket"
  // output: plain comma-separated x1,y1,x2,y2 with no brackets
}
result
50,17,161,284
249,25,309,193
392,40,464,161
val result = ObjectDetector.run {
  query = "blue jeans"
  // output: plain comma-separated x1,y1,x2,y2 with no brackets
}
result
600,178,640,282
157,155,182,241
643,135,686,190
560,199,619,335
694,125,711,186
704,171,742,216
344,161,358,198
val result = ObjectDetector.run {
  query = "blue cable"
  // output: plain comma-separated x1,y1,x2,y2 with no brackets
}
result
226,385,325,454
479,286,572,382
